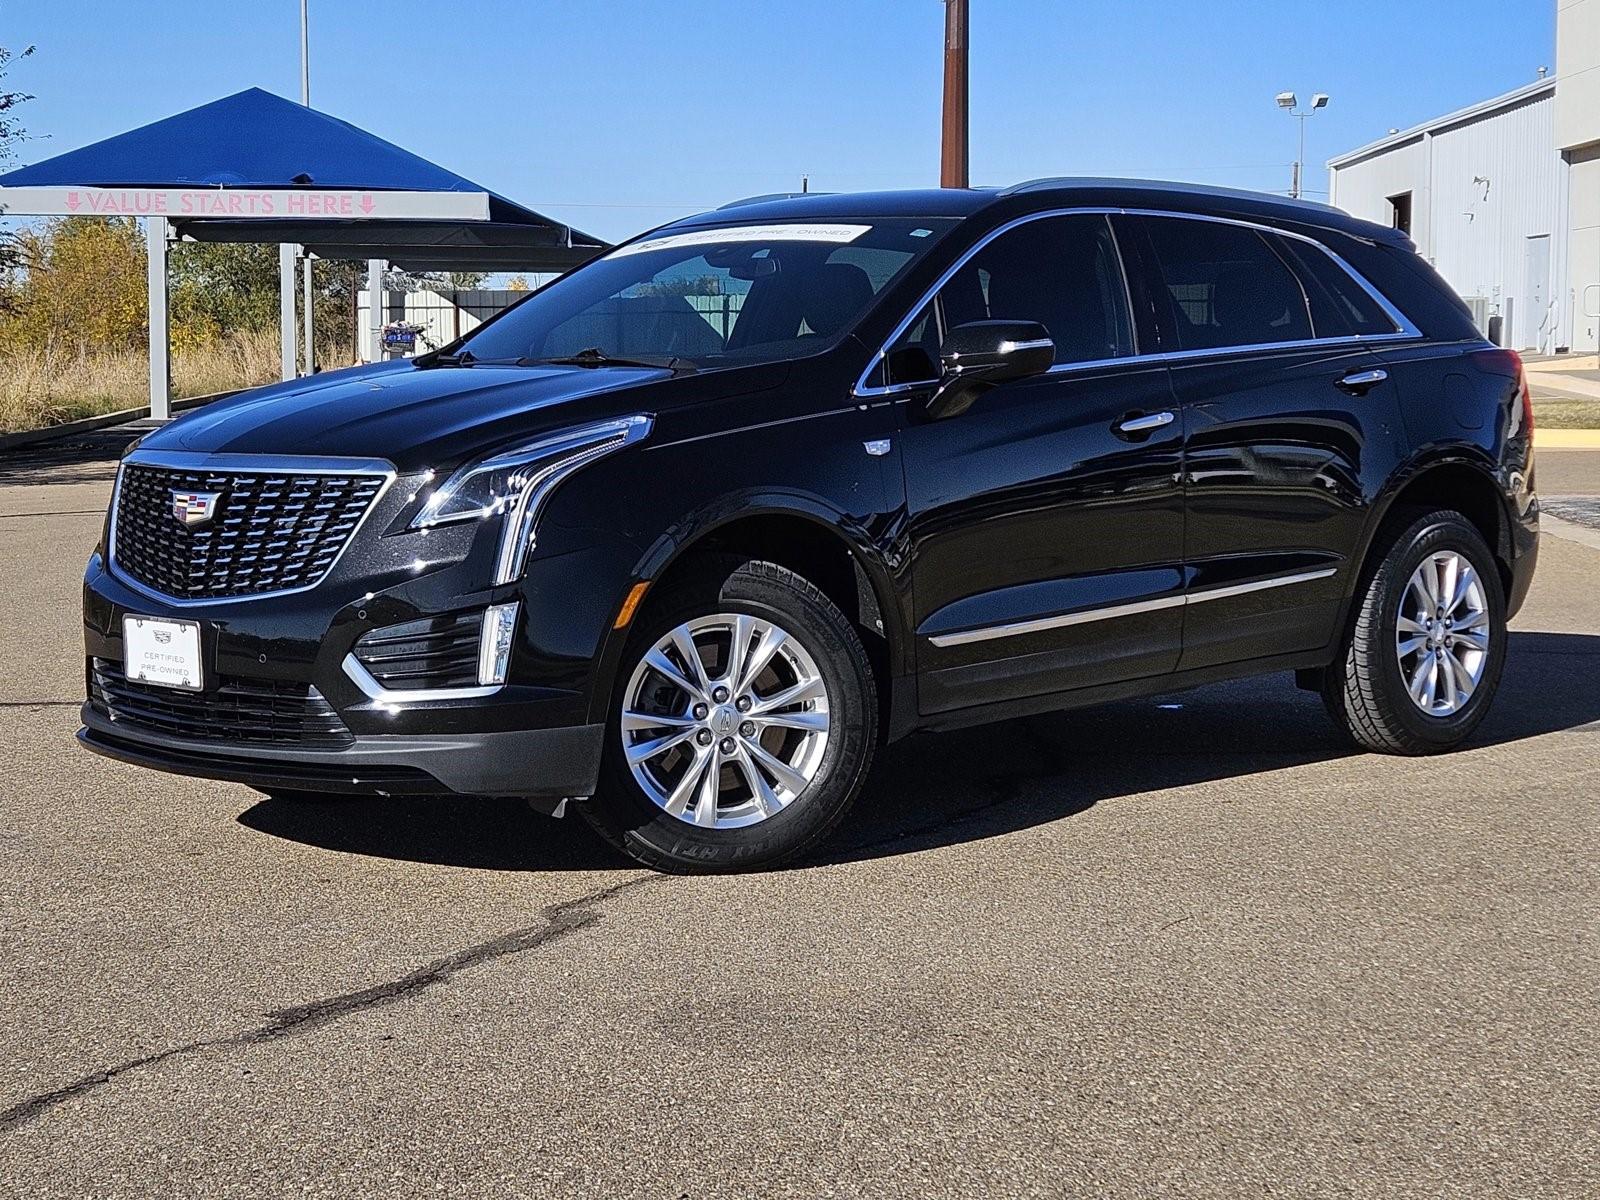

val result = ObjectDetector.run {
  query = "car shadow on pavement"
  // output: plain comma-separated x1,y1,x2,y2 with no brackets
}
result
237,631,1600,873
0,428,138,488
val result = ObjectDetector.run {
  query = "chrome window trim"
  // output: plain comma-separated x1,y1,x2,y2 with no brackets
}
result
107,449,398,608
341,652,502,705
851,205,1422,400
926,567,1337,649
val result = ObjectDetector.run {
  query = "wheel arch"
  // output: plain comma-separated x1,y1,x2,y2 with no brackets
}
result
586,497,907,741
1341,450,1513,636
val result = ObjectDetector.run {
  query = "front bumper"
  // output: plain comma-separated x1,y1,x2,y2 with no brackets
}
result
80,508,636,798
78,704,603,798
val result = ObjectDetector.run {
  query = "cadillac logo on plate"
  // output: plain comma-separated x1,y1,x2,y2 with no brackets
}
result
171,490,221,529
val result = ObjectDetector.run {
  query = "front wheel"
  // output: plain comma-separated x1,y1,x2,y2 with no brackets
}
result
1322,508,1507,754
581,557,877,873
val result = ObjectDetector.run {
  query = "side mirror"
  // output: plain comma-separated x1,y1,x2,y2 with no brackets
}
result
921,320,1055,420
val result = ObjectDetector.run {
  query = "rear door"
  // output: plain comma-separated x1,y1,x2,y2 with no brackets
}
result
1123,213,1410,671
893,213,1187,714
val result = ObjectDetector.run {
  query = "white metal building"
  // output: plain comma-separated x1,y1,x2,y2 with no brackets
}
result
1328,0,1600,354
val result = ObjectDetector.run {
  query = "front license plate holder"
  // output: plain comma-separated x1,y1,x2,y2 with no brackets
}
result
122,615,204,692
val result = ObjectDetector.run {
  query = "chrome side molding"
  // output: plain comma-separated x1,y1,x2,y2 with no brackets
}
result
927,567,1338,649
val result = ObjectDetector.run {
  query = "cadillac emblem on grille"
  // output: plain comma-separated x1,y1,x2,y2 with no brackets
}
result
171,490,221,529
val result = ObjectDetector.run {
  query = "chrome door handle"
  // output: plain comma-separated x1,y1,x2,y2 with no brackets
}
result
1116,410,1175,435
1336,368,1388,393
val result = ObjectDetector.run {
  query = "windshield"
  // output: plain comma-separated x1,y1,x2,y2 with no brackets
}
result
455,218,959,369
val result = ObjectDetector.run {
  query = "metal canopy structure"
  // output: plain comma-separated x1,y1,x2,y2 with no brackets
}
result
0,88,607,417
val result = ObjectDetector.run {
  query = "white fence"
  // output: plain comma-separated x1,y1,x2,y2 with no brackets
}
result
357,289,528,357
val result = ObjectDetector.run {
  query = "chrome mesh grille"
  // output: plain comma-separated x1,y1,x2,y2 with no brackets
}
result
112,463,385,600
90,659,354,749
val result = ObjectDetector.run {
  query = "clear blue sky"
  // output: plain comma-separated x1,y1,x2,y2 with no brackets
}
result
5,1,1555,243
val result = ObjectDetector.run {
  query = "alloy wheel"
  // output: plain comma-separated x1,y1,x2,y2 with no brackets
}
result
620,613,831,829
1395,550,1490,717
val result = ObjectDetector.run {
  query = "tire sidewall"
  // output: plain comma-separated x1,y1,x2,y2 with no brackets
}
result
587,561,875,872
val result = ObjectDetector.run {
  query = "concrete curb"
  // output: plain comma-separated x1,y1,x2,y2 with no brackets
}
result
1524,354,1599,374
1530,373,1600,401
1535,428,1600,450
1539,512,1600,553
0,390,236,455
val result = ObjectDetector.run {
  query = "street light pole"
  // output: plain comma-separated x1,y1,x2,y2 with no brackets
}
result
941,0,969,188
1277,91,1329,200
1295,112,1306,200
300,0,310,106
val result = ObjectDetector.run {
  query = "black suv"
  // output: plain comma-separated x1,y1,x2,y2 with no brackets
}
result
81,179,1538,872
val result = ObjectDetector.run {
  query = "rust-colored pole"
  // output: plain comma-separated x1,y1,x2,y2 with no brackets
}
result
941,0,969,188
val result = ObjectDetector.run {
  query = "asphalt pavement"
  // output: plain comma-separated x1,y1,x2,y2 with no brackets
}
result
1,438,1596,1198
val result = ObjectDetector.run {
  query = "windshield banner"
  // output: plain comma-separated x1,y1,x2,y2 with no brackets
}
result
611,223,872,258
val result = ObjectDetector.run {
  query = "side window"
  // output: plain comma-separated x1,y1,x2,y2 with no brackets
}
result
1139,217,1314,351
1278,238,1402,337
937,214,1135,365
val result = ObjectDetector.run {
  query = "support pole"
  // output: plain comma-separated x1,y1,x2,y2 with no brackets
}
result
279,242,297,380
146,217,171,421
367,258,384,362
940,0,969,188
301,249,316,376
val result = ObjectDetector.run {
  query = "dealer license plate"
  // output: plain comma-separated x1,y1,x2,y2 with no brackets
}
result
123,616,203,692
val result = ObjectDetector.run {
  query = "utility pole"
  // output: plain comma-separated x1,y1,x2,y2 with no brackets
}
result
941,0,969,188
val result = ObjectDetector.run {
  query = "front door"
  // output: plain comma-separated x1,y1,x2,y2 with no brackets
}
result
893,213,1186,715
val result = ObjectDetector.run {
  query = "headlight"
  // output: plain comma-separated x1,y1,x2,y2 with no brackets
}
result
413,414,652,584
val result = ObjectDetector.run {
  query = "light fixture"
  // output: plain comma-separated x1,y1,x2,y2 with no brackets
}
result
1311,93,1330,110
478,602,520,686
1276,92,1297,109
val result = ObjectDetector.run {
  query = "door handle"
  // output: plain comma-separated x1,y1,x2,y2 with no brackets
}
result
1336,368,1389,394
1115,410,1175,437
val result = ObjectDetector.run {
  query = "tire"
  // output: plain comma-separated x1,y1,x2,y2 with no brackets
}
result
581,556,878,873
1322,508,1507,755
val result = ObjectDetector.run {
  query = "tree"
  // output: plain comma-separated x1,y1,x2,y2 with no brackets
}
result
428,270,488,292
3,217,147,353
170,241,280,347
0,39,35,298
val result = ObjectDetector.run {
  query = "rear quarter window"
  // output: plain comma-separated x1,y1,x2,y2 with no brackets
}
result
1278,238,1401,337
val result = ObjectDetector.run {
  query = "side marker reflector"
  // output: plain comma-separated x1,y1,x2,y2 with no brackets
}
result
614,581,650,629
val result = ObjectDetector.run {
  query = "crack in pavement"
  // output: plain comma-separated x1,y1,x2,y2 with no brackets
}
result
0,874,657,1136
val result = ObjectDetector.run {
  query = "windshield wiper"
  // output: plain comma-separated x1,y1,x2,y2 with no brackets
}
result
527,348,695,372
427,350,540,368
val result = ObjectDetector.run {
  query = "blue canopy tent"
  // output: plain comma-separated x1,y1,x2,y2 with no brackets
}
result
0,88,607,417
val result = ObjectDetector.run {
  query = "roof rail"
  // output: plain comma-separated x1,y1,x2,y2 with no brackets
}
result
997,177,1080,196
715,191,831,210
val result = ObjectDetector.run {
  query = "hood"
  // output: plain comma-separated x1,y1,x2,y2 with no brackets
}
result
142,359,677,473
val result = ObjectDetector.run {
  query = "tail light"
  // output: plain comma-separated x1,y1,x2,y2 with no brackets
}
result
1516,353,1535,443
1469,347,1533,443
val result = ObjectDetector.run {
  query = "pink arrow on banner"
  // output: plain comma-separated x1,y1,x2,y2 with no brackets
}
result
359,194,374,214
65,191,80,211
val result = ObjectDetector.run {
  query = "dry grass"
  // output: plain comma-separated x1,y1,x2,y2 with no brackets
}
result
0,330,351,434
1531,396,1600,430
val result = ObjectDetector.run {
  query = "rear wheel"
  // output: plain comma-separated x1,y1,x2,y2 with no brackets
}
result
582,557,877,873
1322,508,1507,754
